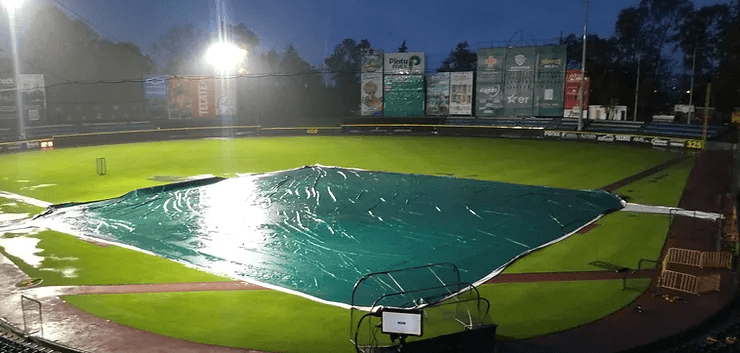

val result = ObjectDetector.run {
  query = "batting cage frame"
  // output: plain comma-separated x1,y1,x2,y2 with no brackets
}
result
349,262,494,353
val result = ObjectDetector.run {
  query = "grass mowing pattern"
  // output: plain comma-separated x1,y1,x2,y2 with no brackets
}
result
503,212,669,273
615,156,696,206
0,230,230,286
0,137,679,204
62,279,649,352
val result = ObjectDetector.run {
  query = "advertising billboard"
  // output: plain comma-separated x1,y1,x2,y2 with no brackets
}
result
384,52,425,75
384,75,424,117
0,77,17,118
144,75,168,98
214,80,237,117
360,73,384,116
476,48,506,116
503,46,536,116
168,77,216,119
564,69,590,111
426,72,449,116
533,45,566,116
449,72,473,115
362,49,384,73
18,75,46,123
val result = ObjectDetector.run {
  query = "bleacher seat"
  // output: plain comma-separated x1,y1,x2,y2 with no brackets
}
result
641,122,727,139
585,120,644,134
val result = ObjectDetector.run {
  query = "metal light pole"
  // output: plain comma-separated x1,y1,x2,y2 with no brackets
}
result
2,0,26,140
687,46,697,125
633,53,640,121
577,0,589,130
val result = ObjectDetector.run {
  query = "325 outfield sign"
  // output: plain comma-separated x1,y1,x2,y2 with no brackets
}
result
543,130,703,149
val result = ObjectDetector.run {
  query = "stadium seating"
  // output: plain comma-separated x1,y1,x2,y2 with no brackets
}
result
549,118,580,131
519,117,553,128
585,120,644,134
24,125,76,139
641,122,727,139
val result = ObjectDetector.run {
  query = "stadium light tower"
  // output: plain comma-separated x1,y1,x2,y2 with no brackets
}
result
2,0,26,140
206,42,246,74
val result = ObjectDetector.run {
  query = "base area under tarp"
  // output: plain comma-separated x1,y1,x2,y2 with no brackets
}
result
35,166,622,307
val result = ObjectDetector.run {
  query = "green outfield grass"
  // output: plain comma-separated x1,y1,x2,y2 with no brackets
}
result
0,137,680,204
615,156,696,206
503,212,669,273
0,137,687,352
62,279,650,352
0,196,44,215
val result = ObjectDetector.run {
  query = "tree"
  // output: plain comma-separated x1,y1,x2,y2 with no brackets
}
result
324,38,371,115
437,41,477,72
398,40,408,53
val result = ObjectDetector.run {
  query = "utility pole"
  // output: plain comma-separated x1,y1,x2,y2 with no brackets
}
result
687,46,697,125
577,0,589,131
633,53,640,121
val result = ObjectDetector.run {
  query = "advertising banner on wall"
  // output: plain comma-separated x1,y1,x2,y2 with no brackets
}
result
361,73,384,116
362,49,384,73
144,75,168,98
450,71,473,115
533,45,566,116
503,47,536,116
214,80,237,117
0,78,17,118
426,72,450,116
564,69,589,111
168,77,216,119
384,52,425,75
20,74,46,123
476,48,506,116
384,75,424,117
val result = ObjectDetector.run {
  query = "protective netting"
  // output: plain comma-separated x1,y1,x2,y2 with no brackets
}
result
34,166,623,307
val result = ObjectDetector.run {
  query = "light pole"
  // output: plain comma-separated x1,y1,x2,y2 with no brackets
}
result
577,0,589,130
687,46,697,125
2,0,26,140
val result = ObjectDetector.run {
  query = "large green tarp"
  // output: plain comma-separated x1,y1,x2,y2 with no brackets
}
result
37,166,623,307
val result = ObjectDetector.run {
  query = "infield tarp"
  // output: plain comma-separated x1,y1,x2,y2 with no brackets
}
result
34,166,623,308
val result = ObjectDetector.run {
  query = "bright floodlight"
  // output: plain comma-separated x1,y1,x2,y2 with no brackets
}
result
1,0,24,10
205,42,246,72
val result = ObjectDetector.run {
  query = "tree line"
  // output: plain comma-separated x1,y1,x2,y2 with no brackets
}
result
5,0,740,125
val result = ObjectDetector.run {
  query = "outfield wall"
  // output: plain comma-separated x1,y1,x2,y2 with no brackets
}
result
0,123,710,154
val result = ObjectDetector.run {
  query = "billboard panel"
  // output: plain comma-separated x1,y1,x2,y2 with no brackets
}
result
0,77,17,118
144,75,168,98
476,48,506,116
20,74,46,123
361,49,384,73
384,52,425,75
564,69,590,110
534,45,566,116
360,73,384,116
384,75,424,117
449,71,473,115
503,47,536,116
168,77,216,119
426,72,449,116
214,80,237,117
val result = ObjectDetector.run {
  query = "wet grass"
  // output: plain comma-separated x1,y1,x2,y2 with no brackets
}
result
0,137,679,204
0,196,44,215
615,156,696,207
503,212,669,273
62,278,650,352
0,230,230,286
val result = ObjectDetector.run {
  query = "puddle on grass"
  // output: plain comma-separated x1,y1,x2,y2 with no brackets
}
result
0,213,29,222
0,235,44,267
39,267,78,278
22,184,56,191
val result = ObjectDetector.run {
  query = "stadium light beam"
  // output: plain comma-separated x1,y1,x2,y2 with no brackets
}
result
206,42,246,74
2,0,25,140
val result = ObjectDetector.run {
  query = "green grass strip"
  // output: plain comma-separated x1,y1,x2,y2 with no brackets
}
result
503,212,669,273
62,279,649,352
0,137,679,204
0,230,230,286
614,156,696,207
0,196,44,215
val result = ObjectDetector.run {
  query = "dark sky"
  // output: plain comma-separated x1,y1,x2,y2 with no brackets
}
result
19,0,736,70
